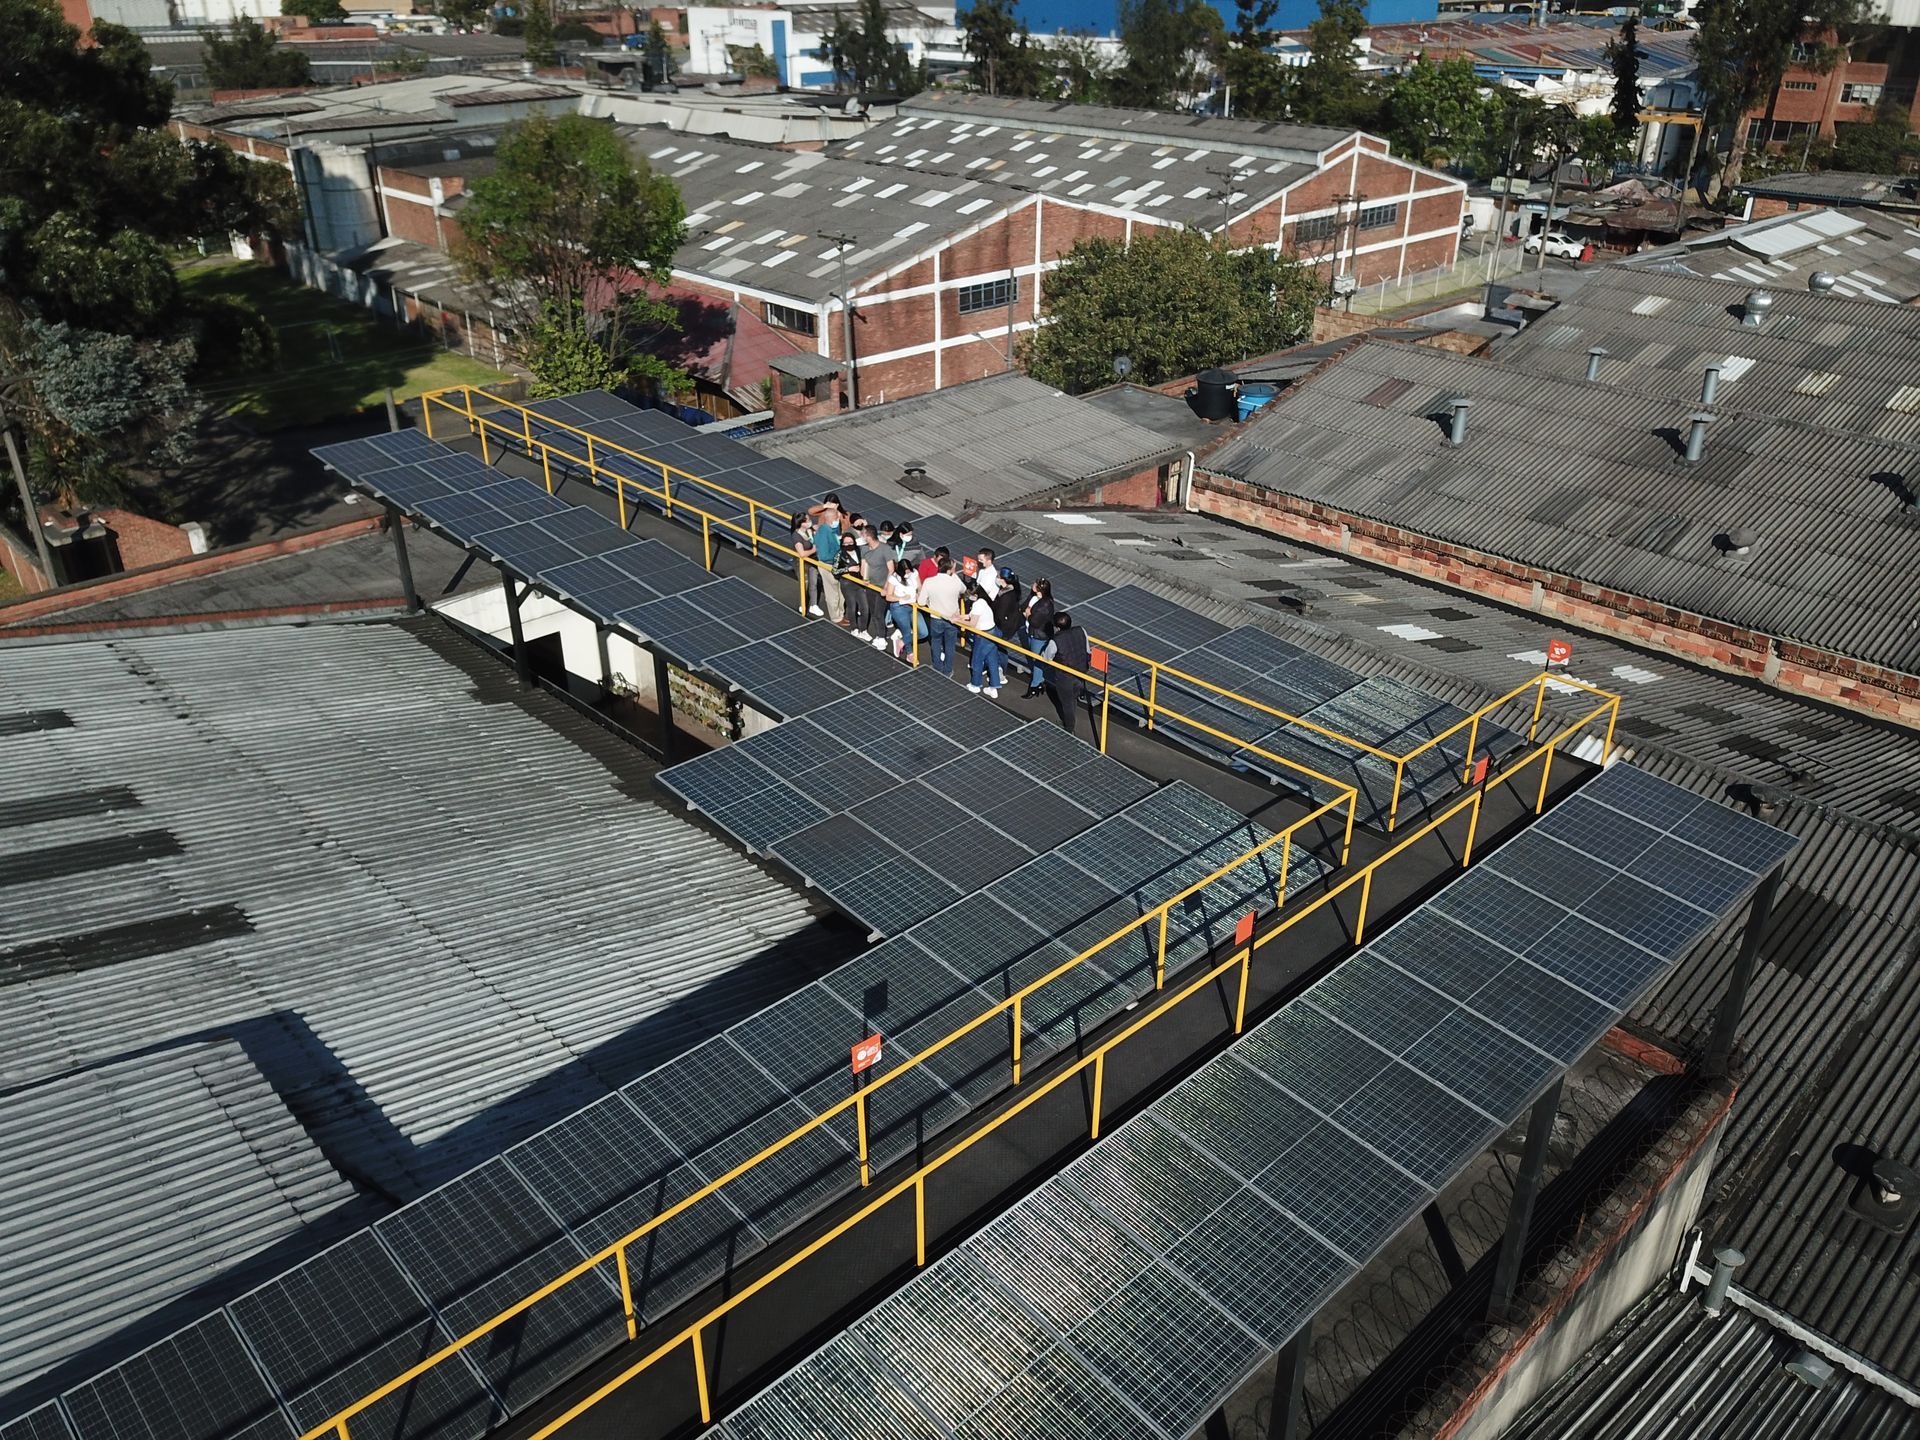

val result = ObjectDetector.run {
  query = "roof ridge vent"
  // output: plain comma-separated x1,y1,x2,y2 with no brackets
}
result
1742,289,1776,327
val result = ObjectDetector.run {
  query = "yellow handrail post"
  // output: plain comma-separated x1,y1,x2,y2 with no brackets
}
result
1603,697,1621,763
463,388,476,434
914,1176,926,1266
1089,1052,1106,1139
422,395,436,440
1233,945,1252,1033
701,514,714,571
540,445,553,494
1535,741,1557,814
1146,665,1159,732
691,1328,712,1425
337,1419,350,1440
1526,676,1549,742
1154,908,1169,990
1354,868,1375,947
911,603,921,667
748,501,761,560
1098,677,1112,754
855,1086,870,1186
521,410,533,458
1340,789,1358,866
1010,997,1023,1084
662,463,674,521
1277,840,1292,908
1461,713,1481,784
615,1244,637,1341
798,557,808,613
476,418,490,466
1386,756,1406,833
1463,788,1483,867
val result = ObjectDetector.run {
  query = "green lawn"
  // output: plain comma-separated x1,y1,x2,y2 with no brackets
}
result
179,258,510,430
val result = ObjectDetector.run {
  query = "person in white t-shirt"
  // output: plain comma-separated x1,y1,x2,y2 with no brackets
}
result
961,582,1004,696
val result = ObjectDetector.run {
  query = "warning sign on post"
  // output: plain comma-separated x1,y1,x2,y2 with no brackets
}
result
1235,912,1256,945
851,1034,884,1075
1546,638,1572,665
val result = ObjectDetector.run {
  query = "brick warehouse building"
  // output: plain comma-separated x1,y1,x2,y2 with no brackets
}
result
179,82,1466,408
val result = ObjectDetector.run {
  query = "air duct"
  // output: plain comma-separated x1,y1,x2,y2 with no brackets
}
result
1446,395,1472,447
1683,412,1714,464
1742,289,1776,328
1702,1245,1744,1316
1701,361,1723,406
1585,346,1609,382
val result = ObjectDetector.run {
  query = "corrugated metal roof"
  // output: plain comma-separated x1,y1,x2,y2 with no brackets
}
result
0,1042,356,1398
746,373,1184,510
1203,338,1920,672
1505,1285,1919,1439
1623,207,1920,304
899,91,1355,163
0,620,842,1408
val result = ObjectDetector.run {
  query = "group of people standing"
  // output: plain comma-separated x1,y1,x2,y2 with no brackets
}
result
790,497,1095,734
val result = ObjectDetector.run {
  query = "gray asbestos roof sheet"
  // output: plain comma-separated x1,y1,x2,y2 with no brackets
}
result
1506,1285,1918,1438
899,91,1354,164
0,1041,356,1398
1495,263,1920,438
1204,338,1920,673
745,373,1183,509
1623,206,1920,304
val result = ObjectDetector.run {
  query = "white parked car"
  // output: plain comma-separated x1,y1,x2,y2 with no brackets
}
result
1525,230,1584,259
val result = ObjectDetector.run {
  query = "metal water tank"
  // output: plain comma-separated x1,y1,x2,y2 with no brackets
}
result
1192,369,1238,421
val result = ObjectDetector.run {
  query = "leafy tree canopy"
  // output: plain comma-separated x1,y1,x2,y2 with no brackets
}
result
522,0,555,66
455,114,688,397
1023,228,1318,392
300,0,349,22
1,0,296,508
438,0,492,29
1051,30,1112,103
201,16,312,89
1382,57,1485,168
962,0,1047,97
1608,15,1640,137
1692,0,1865,187
822,0,921,95
1112,0,1221,108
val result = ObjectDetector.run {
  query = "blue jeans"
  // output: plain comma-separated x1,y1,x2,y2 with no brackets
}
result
970,631,1004,689
926,617,958,675
886,602,916,655
1018,626,1045,687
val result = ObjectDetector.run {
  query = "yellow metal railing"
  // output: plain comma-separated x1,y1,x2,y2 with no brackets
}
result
418,387,1558,830
292,661,1618,1440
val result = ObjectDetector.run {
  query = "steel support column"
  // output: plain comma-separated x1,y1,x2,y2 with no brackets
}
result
1488,1078,1563,1322
500,569,531,689
1204,1412,1230,1440
1267,1317,1312,1440
387,505,419,613
1422,1202,1468,1286
1701,867,1785,1079
653,650,676,760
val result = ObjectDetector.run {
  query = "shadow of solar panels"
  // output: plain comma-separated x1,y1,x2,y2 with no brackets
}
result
59,1314,291,1440
228,1233,497,1440
505,1094,765,1325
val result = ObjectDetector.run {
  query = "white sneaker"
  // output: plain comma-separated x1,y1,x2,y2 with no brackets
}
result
808,605,824,617
983,687,999,699
966,684,982,694
872,636,888,650
852,629,869,641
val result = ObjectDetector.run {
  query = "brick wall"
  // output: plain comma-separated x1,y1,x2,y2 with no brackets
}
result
99,508,196,573
1062,464,1170,508
1193,475,1920,725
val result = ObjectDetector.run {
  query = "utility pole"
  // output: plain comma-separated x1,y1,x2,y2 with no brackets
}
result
1535,117,1569,276
0,394,55,585
1485,106,1526,304
822,229,860,408
1210,164,1238,242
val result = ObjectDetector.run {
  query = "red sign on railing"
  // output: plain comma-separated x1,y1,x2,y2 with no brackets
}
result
1235,912,1256,945
1472,755,1491,787
1546,638,1572,665
851,1034,884,1075
1089,647,1110,674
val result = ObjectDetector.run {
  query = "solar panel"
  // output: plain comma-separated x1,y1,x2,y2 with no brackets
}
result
769,626,900,691
623,1034,794,1156
820,936,985,1035
979,785,1100,855
707,639,852,719
986,853,1119,940
796,1050,967,1174
539,553,664,610
3,1409,72,1440
872,664,977,716
987,720,1100,779
897,990,1015,1108
991,550,1115,608
771,815,962,934
471,519,585,574
958,1345,1151,1440
689,1099,857,1240
722,982,866,1092
1058,1116,1245,1252
970,1188,1154,1334
1163,1189,1351,1347
723,1332,933,1440
920,747,1034,807
61,1313,289,1440
862,1250,1056,1424
729,716,854,774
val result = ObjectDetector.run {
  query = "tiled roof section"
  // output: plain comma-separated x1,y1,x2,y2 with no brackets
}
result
0,1042,357,1397
1494,264,1920,439
634,130,1023,303
747,372,1184,508
1203,339,1920,674
1505,1286,1919,1438
899,91,1356,162
849,106,1317,229
1622,206,1920,303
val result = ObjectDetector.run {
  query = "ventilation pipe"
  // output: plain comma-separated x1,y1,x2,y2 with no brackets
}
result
1702,1245,1744,1316
1683,411,1714,464
1785,1352,1836,1390
1809,271,1838,293
1741,289,1776,328
902,459,928,485
1701,361,1723,406
1584,346,1609,382
1446,396,1472,447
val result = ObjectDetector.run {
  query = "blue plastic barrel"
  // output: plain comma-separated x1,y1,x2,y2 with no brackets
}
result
1235,383,1279,422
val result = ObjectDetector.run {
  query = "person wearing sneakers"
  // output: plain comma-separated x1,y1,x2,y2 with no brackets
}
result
790,512,822,617
837,525,875,641
1020,578,1056,698
918,556,966,676
962,581,1005,697
883,558,920,660
810,505,846,624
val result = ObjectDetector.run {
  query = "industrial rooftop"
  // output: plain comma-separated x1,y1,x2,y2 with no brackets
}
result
1622,205,1920,304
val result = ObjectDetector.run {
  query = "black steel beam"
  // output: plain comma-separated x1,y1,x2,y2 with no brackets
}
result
386,505,420,613
1701,866,1785,1078
1488,1077,1563,1322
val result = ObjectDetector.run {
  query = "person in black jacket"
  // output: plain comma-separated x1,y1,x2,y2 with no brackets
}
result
1042,610,1090,735
1021,578,1056,699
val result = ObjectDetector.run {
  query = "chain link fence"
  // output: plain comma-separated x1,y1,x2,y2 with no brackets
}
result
1342,244,1538,316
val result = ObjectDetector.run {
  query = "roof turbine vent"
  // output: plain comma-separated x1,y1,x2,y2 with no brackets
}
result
1808,271,1838,293
1742,288,1776,328
1719,525,1759,555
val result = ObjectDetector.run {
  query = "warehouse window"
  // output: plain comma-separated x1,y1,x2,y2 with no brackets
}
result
1295,214,1340,244
1357,202,1400,231
765,302,817,335
957,277,1018,314
1841,81,1884,105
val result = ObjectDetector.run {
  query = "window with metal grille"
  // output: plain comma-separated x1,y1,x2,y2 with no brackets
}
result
765,302,817,335
956,277,1018,314
1295,214,1340,244
1357,202,1400,231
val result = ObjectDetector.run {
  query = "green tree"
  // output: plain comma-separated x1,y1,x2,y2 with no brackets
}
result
644,19,673,85
963,0,1045,97
1292,0,1376,127
1692,0,1865,191
730,42,780,78
438,0,492,29
300,0,348,20
1609,15,1640,138
201,16,311,89
1831,96,1920,172
1051,30,1113,102
455,114,687,397
820,0,916,93
522,0,555,66
1022,228,1318,392
1383,57,1484,167
1113,0,1221,108
1,0,296,509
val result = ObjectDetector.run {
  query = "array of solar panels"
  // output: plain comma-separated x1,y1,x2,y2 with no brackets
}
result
704,763,1800,1440
513,393,1508,829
